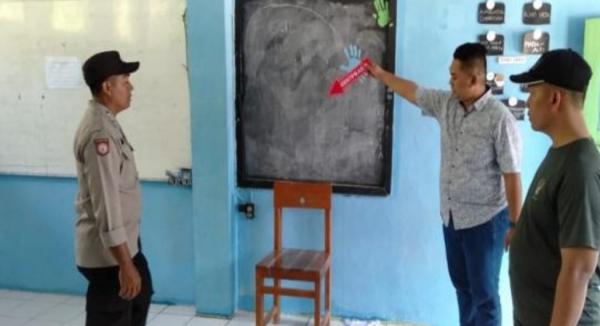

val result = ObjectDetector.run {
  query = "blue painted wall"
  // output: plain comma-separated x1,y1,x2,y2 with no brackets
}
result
228,0,600,325
0,176,195,304
2,1,600,326
186,0,237,317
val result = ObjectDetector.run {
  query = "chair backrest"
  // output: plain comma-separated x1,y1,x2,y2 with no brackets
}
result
273,181,332,253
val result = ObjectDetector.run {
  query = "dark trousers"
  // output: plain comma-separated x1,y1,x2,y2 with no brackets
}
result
443,208,509,326
78,252,154,326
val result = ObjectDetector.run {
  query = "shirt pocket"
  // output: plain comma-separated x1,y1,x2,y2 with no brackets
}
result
119,143,139,191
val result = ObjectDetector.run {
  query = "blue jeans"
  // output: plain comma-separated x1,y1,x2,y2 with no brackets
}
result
443,208,509,326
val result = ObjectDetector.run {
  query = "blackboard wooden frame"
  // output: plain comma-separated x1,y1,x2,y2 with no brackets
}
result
235,0,396,196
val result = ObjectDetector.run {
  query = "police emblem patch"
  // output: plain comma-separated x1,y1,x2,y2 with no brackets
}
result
94,139,110,156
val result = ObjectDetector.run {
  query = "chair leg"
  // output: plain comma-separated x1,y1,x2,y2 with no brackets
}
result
256,270,264,326
325,269,331,326
314,278,321,326
274,278,281,323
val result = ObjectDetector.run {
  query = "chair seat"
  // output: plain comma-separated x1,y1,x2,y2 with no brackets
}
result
257,249,331,280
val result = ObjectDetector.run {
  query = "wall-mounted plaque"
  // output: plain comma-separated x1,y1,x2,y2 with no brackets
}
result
479,31,504,55
486,72,505,95
523,0,551,25
478,1,505,24
523,30,550,54
502,97,527,120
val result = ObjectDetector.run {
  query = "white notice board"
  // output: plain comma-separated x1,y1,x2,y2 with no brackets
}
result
0,0,190,180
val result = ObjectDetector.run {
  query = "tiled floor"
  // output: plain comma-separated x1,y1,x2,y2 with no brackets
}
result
0,289,414,326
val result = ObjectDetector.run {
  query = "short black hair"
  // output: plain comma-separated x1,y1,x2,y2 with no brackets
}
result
453,42,487,73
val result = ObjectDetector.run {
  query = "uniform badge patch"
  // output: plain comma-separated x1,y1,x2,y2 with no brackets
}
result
94,139,110,156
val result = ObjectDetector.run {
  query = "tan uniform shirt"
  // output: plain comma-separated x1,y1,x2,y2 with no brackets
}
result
73,100,141,268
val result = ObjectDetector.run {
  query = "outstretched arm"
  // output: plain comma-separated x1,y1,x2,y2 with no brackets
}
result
367,62,418,105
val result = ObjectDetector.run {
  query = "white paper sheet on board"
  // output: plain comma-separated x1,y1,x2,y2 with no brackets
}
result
45,56,83,89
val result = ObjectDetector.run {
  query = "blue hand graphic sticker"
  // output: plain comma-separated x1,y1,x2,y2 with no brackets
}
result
340,44,362,72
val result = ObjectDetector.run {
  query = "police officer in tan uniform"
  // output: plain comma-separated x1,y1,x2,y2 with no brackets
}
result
74,50,152,326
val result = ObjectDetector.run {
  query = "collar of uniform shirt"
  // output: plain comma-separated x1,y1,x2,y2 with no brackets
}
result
90,99,116,118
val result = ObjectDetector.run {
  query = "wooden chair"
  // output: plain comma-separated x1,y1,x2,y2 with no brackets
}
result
255,181,332,326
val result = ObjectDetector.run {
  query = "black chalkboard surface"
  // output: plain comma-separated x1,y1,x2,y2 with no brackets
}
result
235,0,396,195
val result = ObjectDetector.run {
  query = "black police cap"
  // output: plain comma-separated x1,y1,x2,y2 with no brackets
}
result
82,51,139,88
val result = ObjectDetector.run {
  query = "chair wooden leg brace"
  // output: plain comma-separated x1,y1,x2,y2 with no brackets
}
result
255,273,282,326
313,279,331,326
256,274,331,326
312,277,332,326
274,278,281,323
314,279,321,326
256,271,264,326
325,270,331,326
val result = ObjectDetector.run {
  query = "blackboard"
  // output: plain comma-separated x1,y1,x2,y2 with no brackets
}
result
235,0,396,195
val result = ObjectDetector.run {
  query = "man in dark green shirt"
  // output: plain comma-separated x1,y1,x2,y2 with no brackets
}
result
509,49,600,325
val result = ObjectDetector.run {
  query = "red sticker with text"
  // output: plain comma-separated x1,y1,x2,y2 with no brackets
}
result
94,139,110,156
329,58,372,97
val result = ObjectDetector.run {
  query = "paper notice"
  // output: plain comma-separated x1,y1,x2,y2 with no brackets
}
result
45,56,83,89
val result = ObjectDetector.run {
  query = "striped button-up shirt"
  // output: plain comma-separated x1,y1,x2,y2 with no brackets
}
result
416,87,522,230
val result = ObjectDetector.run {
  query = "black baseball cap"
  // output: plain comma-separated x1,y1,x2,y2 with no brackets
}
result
510,49,592,93
82,50,139,89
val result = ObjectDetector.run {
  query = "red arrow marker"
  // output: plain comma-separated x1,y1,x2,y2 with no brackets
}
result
329,58,372,97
